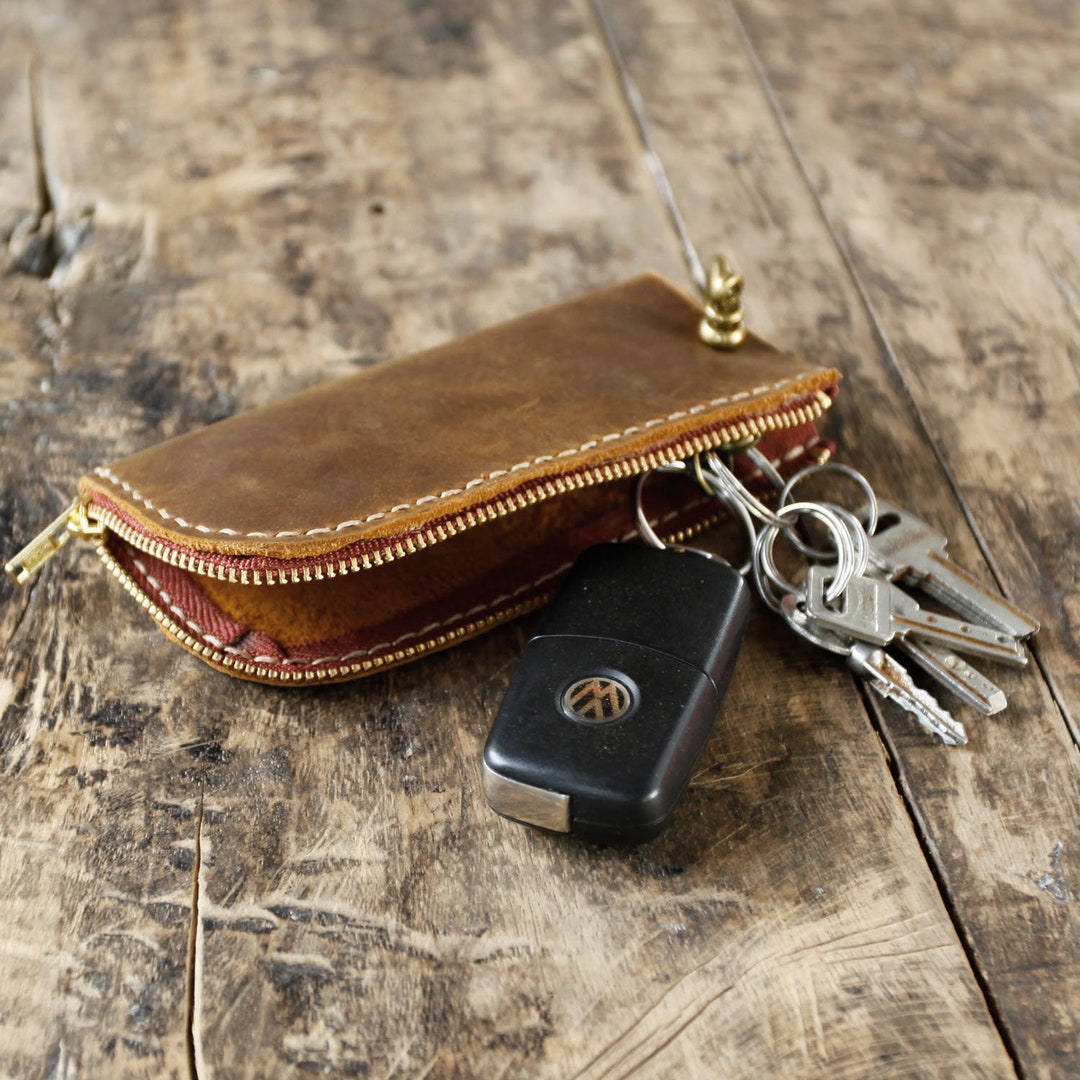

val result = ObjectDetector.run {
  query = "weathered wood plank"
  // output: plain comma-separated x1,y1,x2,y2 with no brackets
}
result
599,0,1080,1072
734,0,1080,728
0,0,1036,1075
0,550,200,1075
183,625,1011,1078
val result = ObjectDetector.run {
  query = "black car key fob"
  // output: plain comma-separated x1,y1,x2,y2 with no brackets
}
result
482,542,750,845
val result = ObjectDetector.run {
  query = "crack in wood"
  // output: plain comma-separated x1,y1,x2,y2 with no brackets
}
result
184,783,206,1080
7,54,94,285
1025,636,1080,751
850,676,1025,1078
587,0,706,294
28,59,53,225
1,570,39,658
8,55,62,280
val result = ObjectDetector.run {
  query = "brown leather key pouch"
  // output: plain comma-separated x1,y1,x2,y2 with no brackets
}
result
16,273,839,684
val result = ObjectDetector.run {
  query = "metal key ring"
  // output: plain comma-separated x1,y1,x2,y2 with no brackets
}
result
824,504,871,581
778,462,880,558
695,451,786,530
696,453,862,574
784,502,858,599
741,445,785,492
751,541,787,614
634,463,688,552
773,499,869,566
634,464,757,575
753,502,859,604
710,489,757,576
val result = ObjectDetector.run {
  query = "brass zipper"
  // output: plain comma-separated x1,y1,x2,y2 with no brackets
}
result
5,497,105,584
90,531,549,683
93,497,726,684
25,389,831,588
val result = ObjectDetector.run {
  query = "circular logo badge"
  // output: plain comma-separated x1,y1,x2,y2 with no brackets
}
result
562,676,634,724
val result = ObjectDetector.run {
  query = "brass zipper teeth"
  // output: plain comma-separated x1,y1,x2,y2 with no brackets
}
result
93,508,725,685
89,391,832,585
93,534,550,684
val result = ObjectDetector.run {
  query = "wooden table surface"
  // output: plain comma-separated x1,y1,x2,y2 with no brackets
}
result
2,2,1078,1077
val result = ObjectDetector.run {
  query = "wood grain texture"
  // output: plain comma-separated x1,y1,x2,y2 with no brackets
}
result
0,0,1072,1076
600,0,1080,1073
734,0,1080,731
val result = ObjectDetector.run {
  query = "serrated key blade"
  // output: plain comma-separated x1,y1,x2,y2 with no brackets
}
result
849,642,968,746
898,637,1007,716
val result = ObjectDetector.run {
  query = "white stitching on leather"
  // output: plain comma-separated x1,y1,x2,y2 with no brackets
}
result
93,373,816,539
130,556,574,667
127,500,707,669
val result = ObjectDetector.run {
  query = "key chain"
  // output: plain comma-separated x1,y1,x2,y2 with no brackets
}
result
737,455,1038,745
480,462,865,844
481,426,1041,842
470,128,1038,837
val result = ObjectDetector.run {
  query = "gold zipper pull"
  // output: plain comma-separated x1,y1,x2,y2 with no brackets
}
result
4,496,102,585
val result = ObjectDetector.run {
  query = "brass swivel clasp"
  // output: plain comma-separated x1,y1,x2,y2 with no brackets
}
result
698,254,746,350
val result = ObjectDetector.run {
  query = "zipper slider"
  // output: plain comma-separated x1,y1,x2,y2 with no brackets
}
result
4,497,103,585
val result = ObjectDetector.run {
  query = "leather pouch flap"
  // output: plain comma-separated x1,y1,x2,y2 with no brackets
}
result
81,273,838,564
76,272,839,683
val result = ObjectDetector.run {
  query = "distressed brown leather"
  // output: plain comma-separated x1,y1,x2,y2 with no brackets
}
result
189,476,671,649
81,273,838,560
81,272,840,683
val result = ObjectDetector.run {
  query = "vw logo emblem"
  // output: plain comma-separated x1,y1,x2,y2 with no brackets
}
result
562,676,634,723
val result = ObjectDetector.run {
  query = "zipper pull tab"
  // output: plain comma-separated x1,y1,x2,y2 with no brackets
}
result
4,497,102,585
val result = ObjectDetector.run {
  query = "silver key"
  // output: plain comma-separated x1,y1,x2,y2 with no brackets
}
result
800,566,1008,714
897,637,1007,716
804,566,1027,667
865,500,1040,640
886,581,1026,667
780,593,968,745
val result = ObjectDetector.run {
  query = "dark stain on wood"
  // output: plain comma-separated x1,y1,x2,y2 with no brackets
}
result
83,702,160,748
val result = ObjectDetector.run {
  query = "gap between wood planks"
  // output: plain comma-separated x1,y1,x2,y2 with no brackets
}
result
17,55,62,281
586,0,1033,1074
721,1,1078,753
185,783,207,1080
851,679,1025,1078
